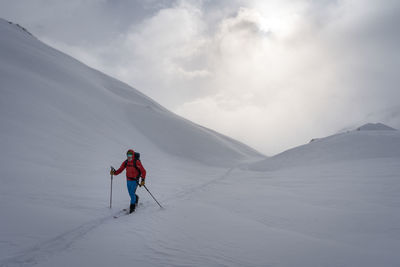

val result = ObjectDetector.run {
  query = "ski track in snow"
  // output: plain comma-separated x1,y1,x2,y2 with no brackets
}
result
0,210,126,267
0,168,234,267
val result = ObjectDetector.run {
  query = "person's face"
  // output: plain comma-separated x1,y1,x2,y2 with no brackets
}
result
127,154,133,160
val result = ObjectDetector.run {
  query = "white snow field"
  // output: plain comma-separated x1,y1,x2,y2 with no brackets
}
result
1,18,400,267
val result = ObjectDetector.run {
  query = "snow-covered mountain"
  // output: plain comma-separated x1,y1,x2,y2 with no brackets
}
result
249,123,400,171
1,19,400,267
0,18,263,176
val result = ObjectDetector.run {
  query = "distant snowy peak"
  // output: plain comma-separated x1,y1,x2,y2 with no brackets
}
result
356,123,397,131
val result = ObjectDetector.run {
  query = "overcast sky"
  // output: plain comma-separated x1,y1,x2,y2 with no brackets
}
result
1,0,400,155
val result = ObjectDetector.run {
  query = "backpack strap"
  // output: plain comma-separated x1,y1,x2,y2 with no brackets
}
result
133,158,141,179
125,159,141,179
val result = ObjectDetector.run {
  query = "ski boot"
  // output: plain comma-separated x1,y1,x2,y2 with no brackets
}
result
129,203,136,214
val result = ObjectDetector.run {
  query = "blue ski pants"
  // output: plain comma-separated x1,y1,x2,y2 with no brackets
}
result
127,180,138,204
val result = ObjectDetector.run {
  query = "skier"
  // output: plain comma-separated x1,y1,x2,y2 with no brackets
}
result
110,149,146,213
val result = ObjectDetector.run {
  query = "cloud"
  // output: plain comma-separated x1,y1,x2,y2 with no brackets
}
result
175,0,400,154
1,0,400,155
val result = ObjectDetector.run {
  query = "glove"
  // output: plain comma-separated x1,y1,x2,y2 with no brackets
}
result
110,169,116,175
139,179,145,187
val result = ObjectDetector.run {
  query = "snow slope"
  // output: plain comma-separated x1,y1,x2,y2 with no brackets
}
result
3,133,399,267
249,123,400,171
1,18,400,267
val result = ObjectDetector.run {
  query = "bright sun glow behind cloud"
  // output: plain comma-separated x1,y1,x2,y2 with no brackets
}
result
253,0,305,38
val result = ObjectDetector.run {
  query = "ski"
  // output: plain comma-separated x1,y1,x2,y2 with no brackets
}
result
113,203,143,219
113,209,128,219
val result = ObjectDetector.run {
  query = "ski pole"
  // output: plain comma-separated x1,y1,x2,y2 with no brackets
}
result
110,166,115,208
143,185,163,209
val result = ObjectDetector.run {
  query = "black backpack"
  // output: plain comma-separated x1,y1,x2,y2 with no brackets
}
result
124,152,141,179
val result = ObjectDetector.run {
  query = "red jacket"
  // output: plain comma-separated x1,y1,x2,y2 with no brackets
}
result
114,158,146,181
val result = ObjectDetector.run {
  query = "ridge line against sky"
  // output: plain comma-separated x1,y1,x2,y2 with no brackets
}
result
1,0,400,155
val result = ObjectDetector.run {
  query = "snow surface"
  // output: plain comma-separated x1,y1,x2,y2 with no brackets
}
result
1,18,400,267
